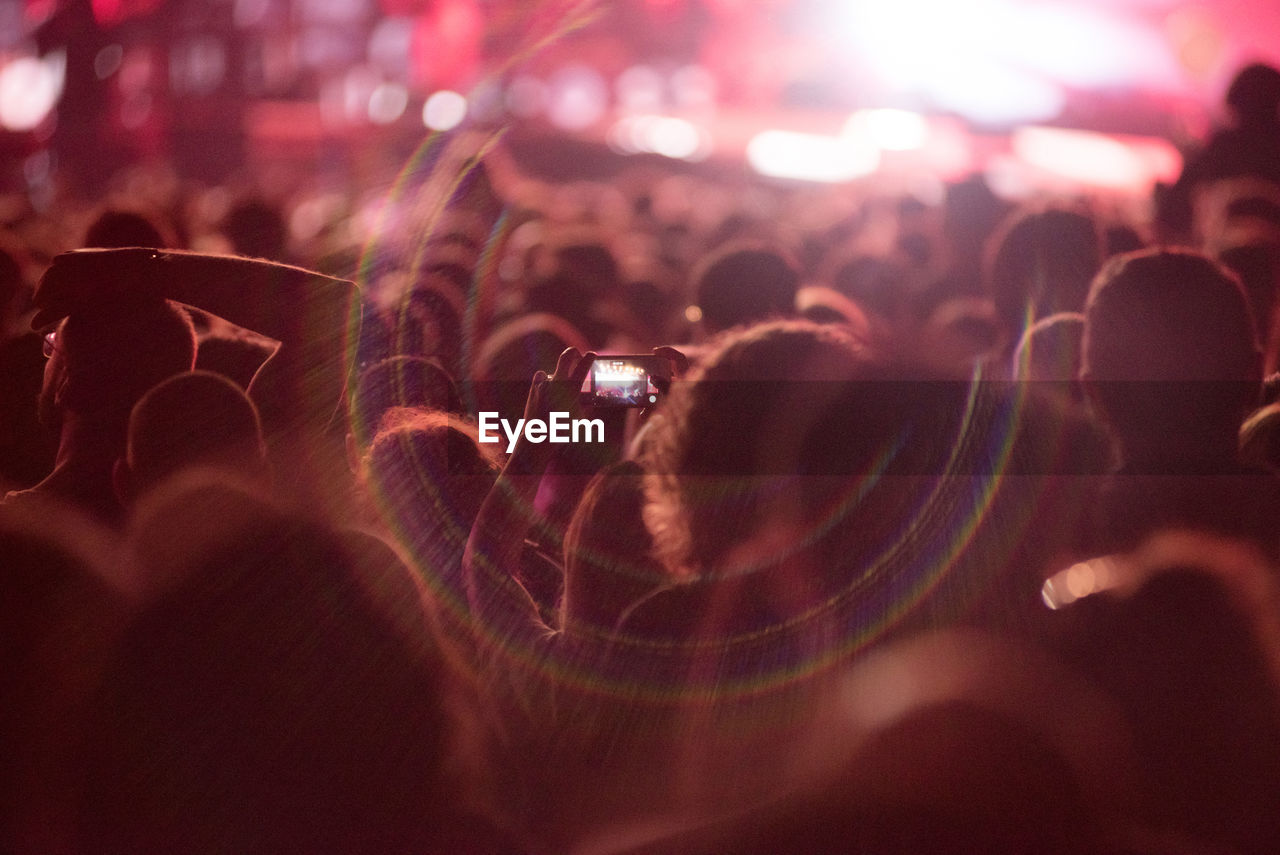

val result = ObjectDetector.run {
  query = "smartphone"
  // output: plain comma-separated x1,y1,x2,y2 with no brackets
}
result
585,355,664,407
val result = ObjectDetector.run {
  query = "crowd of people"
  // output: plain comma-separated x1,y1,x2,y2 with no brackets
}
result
6,60,1280,855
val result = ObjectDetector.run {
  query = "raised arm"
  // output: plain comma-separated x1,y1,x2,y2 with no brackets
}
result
462,348,594,639
33,247,359,438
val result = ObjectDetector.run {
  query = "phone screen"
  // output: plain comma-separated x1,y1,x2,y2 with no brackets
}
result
589,357,660,407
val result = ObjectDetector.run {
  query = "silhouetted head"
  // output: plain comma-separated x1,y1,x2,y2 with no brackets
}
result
988,208,1100,346
118,370,267,502
1081,248,1261,455
83,209,170,249
223,199,288,260
40,299,197,430
1226,62,1280,126
693,245,799,335
82,481,473,853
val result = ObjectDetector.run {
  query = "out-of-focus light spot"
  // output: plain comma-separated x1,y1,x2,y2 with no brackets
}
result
547,64,607,132
368,82,408,124
684,304,703,324
1013,126,1181,192
929,60,1064,125
608,115,709,161
616,65,664,113
0,53,65,132
342,66,379,122
368,17,413,76
984,154,1035,201
119,48,155,94
289,192,345,241
172,37,227,95
671,64,716,108
94,44,123,79
746,130,880,183
1166,7,1224,79
996,4,1166,89
1042,556,1116,609
844,108,927,151
506,75,546,117
423,89,467,130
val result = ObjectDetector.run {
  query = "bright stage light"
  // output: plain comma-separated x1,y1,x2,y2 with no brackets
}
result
423,89,467,131
829,0,1176,125
1011,126,1182,192
608,115,709,161
546,64,607,132
368,82,408,124
844,109,927,151
0,52,65,132
746,130,880,183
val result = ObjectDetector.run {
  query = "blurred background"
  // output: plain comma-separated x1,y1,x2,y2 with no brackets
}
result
0,0,1278,229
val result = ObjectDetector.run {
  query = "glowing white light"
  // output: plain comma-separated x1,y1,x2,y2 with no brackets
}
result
1004,4,1179,89
648,117,702,159
609,115,708,161
368,82,408,124
1013,126,1172,191
0,52,65,132
746,130,880,183
547,65,607,131
835,0,1073,125
844,108,927,151
423,89,467,131
928,59,1064,125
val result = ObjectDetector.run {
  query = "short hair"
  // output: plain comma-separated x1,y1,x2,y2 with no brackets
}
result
56,299,197,417
693,245,799,333
1082,248,1259,382
1082,248,1261,442
126,370,266,491
987,208,1100,340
